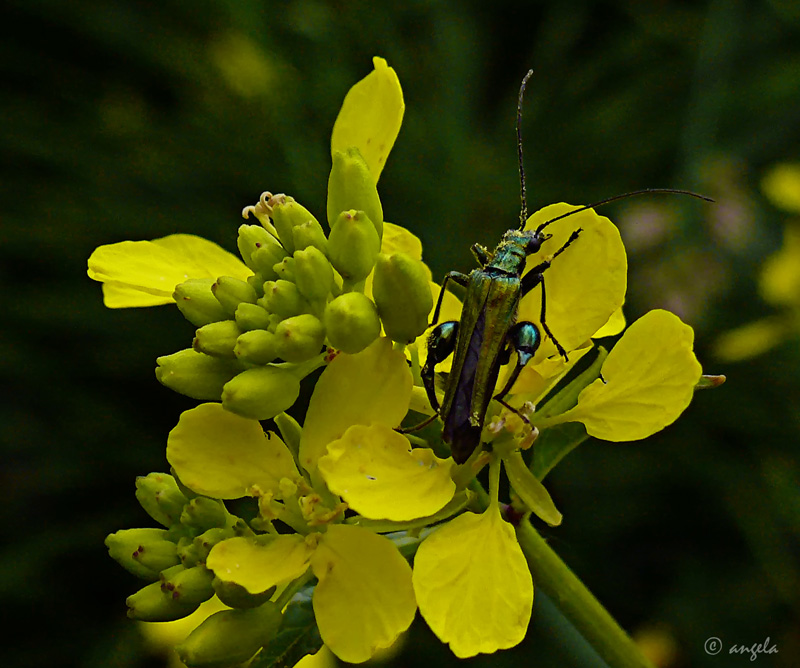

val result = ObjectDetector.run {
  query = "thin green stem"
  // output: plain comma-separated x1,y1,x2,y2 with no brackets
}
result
516,520,655,668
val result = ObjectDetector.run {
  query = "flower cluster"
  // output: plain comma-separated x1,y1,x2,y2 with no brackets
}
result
91,58,711,666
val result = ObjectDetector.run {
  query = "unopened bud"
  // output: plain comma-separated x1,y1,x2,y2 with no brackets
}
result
193,320,242,358
212,276,258,315
126,580,200,622
237,224,284,275
106,528,180,580
292,219,328,254
294,246,334,302
372,252,433,343
135,473,188,528
323,292,381,354
250,244,287,281
328,210,380,283
260,280,308,318
275,314,326,363
234,329,279,365
175,602,283,667
193,527,235,562
234,302,272,331
156,349,240,400
181,497,228,532
247,272,266,298
177,536,203,568
273,256,296,282
222,366,301,420
327,148,383,240
270,194,321,255
160,565,215,607
274,413,302,458
174,279,230,327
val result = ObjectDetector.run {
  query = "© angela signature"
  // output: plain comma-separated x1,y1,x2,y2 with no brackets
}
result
704,636,778,660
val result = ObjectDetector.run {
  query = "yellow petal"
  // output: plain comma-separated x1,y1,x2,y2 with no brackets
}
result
299,338,413,473
593,306,626,338
552,310,702,441
87,234,250,308
761,163,800,213
519,204,627,359
207,535,313,594
331,57,404,182
713,317,790,362
759,224,800,307
412,506,533,657
381,222,423,259
311,525,415,663
318,424,455,521
167,403,300,499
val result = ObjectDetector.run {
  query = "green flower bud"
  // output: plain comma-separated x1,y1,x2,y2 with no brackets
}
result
293,246,334,302
160,565,215,607
273,256,296,282
323,292,381,354
260,280,308,318
234,329,279,365
106,528,180,580
181,497,228,532
193,320,242,359
275,314,326,363
327,148,383,241
174,279,230,327
212,276,258,316
176,602,283,668
328,210,380,283
126,580,200,622
177,536,203,568
270,194,320,255
247,272,266,298
213,578,276,609
237,224,284,273
222,366,301,420
250,244,287,280
156,349,240,401
292,218,328,254
193,527,235,562
372,252,433,343
234,302,272,331
274,412,302,458
135,473,188,528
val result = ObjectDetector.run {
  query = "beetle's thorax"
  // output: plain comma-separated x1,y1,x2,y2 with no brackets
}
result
484,228,542,276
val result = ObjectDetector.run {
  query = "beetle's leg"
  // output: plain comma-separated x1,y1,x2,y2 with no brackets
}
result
422,321,459,412
521,228,582,361
494,322,541,402
431,271,470,326
400,320,459,434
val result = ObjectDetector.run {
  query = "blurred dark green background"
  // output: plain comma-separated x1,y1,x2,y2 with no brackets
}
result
3,1,800,666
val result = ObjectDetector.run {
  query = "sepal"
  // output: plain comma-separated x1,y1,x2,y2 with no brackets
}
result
105,528,180,580
327,147,383,240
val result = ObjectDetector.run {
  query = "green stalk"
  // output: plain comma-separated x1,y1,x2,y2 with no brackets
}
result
516,520,655,668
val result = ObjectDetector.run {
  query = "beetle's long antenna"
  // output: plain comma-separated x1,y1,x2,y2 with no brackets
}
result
517,69,534,231
535,188,714,233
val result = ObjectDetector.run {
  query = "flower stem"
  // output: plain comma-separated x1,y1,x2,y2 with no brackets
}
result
516,520,655,668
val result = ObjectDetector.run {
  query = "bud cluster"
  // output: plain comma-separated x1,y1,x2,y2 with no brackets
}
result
158,147,432,420
106,472,282,665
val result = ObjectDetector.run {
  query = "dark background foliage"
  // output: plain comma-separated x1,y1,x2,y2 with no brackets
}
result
3,1,800,666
